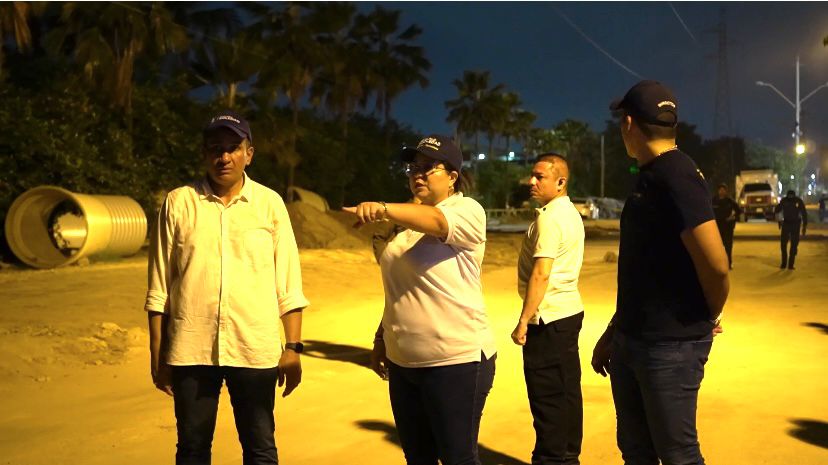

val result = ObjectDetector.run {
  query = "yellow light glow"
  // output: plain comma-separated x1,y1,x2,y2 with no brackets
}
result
795,144,806,155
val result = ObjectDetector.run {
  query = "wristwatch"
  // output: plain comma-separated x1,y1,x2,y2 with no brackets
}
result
284,342,304,354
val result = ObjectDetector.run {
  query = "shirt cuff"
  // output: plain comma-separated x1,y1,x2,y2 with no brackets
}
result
278,292,310,316
144,290,168,313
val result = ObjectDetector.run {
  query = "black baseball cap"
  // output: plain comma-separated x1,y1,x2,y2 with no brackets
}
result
204,110,253,142
610,80,678,128
401,134,463,173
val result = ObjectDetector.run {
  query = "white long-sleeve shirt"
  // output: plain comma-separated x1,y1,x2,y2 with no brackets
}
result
145,174,309,368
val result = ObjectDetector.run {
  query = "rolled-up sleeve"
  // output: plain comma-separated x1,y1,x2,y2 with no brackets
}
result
272,196,310,315
145,195,174,313
437,197,486,250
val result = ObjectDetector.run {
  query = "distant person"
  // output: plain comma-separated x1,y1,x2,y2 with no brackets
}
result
344,135,497,465
592,80,730,465
774,190,807,270
818,196,826,223
711,183,741,269
511,153,585,465
145,110,308,465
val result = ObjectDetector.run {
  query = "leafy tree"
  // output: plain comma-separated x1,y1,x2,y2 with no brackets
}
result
745,142,808,193
476,160,531,208
0,1,42,79
44,2,188,116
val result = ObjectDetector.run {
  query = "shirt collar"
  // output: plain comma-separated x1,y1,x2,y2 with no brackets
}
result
435,192,464,207
199,172,252,204
535,195,569,215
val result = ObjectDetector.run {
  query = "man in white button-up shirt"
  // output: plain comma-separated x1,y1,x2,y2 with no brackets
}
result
145,110,308,465
512,154,585,465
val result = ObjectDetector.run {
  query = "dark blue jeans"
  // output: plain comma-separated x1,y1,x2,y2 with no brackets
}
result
171,365,279,465
388,353,496,465
609,331,712,465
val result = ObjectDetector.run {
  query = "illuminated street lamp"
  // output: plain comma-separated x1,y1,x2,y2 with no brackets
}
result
756,55,828,154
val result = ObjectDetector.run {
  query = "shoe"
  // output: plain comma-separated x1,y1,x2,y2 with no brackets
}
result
788,265,795,270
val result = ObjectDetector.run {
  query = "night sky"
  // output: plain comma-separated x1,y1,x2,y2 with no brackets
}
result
372,2,828,153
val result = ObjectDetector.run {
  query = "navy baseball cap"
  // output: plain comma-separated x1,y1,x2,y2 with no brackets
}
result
610,80,678,128
204,110,252,142
401,135,463,172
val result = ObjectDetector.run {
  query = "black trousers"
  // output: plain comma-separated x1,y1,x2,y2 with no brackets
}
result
171,365,279,465
523,312,584,465
780,221,801,267
716,221,735,266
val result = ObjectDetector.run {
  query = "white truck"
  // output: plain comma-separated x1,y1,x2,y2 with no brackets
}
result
735,169,780,221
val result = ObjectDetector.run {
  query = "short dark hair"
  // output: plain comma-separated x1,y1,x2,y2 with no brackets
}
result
535,152,570,180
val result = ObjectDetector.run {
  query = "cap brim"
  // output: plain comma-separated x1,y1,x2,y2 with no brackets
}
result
609,98,624,111
400,146,423,162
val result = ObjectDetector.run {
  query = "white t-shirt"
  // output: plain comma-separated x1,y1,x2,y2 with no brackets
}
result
379,193,497,368
517,196,585,325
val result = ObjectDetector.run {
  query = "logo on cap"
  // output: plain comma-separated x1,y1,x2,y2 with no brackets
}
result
212,115,241,124
418,137,441,151
657,101,676,109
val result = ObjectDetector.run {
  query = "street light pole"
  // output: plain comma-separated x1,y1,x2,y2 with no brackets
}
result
756,54,828,154
795,54,800,148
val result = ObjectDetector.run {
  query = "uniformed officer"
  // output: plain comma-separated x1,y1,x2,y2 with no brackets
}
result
774,190,807,270
711,183,741,269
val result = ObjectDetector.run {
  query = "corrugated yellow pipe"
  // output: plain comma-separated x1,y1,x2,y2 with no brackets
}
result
4,186,147,268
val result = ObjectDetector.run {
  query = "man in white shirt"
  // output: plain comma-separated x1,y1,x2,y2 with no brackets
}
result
145,110,308,465
512,153,585,465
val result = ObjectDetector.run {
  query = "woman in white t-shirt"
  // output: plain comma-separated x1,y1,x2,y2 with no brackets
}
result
344,134,497,465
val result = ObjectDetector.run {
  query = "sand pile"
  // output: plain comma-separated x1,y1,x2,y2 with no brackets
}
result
0,322,145,384
287,202,368,249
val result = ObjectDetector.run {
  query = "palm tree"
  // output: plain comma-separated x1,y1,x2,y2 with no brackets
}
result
445,70,504,155
306,2,371,207
309,2,368,138
45,2,188,115
249,3,326,200
483,91,520,157
0,2,42,79
189,29,263,109
503,108,537,153
353,6,431,148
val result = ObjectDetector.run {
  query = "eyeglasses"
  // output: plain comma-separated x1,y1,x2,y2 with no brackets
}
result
205,143,242,157
404,162,446,178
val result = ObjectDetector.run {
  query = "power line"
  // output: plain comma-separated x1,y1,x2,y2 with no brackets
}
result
552,6,643,79
669,3,698,44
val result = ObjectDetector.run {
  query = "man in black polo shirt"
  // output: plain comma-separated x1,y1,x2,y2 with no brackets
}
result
711,183,741,269
774,190,807,270
591,81,730,465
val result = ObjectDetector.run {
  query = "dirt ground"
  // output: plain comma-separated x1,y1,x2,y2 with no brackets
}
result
1,221,827,465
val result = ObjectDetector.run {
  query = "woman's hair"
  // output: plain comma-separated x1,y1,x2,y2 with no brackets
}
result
453,167,473,194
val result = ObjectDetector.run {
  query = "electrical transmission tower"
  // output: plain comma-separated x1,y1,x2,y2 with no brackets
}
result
710,7,733,138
